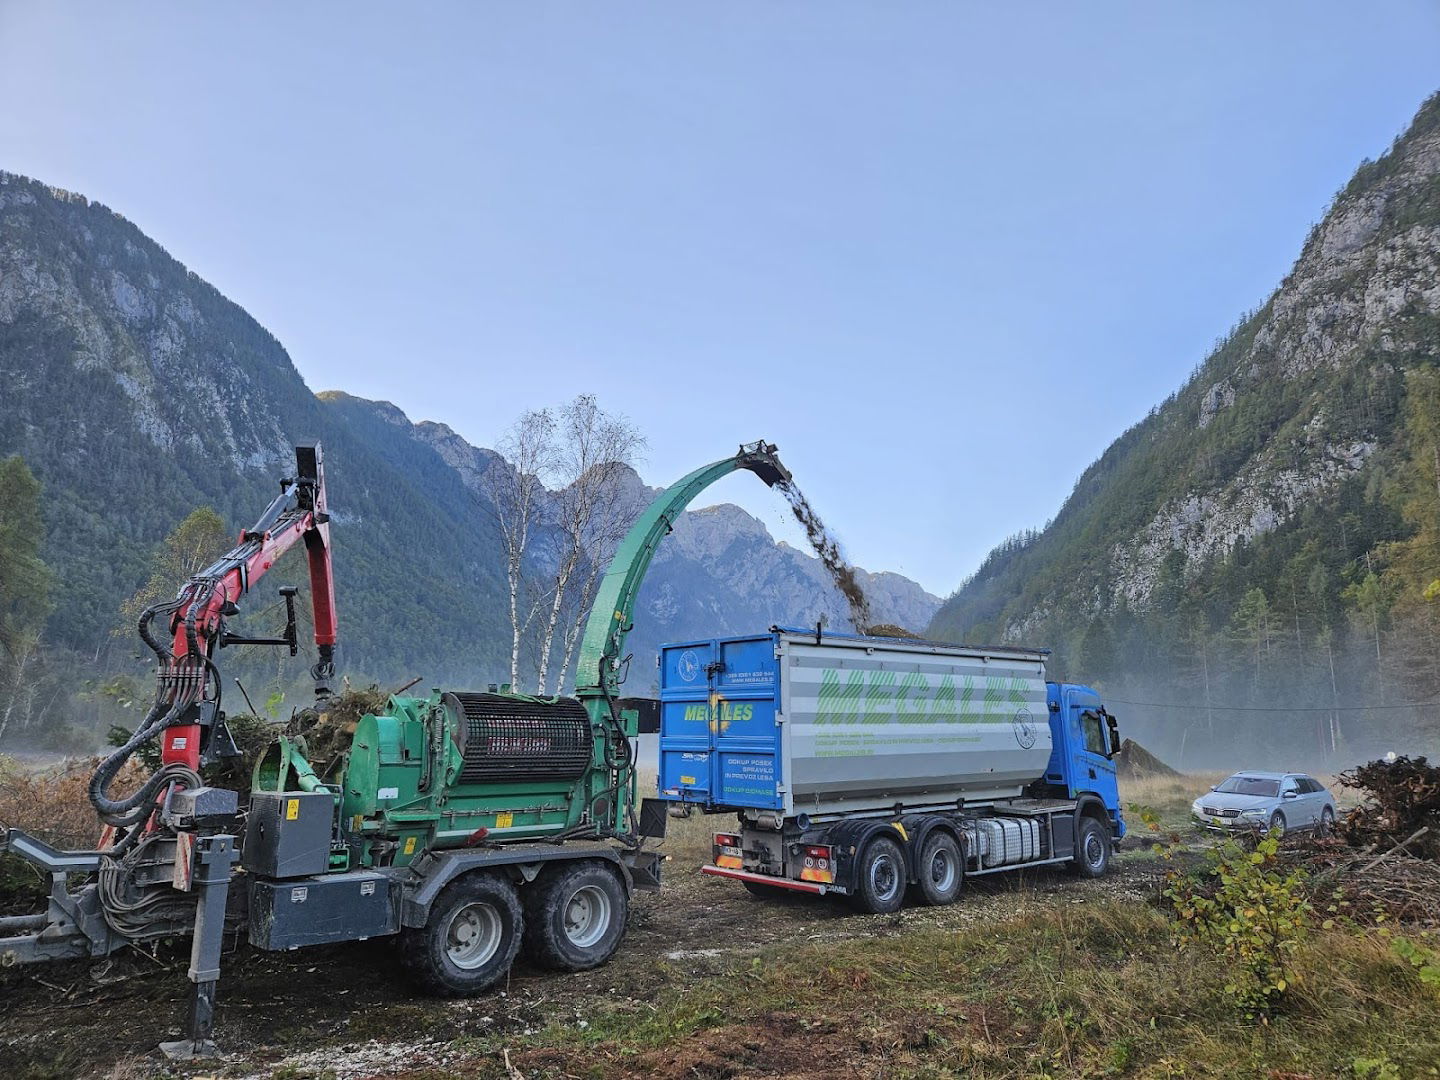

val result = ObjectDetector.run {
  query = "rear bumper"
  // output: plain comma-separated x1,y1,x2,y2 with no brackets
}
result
700,865,830,895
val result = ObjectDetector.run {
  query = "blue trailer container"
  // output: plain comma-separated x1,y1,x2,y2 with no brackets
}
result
657,627,1125,912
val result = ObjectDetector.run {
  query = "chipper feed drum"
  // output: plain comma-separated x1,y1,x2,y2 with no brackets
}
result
443,692,593,783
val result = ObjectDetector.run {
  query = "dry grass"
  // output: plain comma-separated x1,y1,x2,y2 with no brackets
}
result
497,897,1440,1079
0,754,139,848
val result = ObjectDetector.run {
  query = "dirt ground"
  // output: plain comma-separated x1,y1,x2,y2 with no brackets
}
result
0,843,1172,1080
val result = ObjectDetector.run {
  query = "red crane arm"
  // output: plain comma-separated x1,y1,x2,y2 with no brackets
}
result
158,442,338,771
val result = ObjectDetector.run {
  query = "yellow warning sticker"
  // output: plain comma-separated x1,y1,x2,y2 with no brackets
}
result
403,836,416,855
680,775,696,785
286,798,300,821
496,811,514,829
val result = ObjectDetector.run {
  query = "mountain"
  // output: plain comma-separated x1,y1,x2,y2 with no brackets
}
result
927,93,1440,765
0,170,937,723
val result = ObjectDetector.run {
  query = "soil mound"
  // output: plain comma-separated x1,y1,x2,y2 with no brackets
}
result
865,623,919,639
1115,738,1179,779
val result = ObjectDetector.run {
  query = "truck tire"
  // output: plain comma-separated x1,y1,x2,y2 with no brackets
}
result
522,861,629,971
401,872,523,996
1070,816,1111,879
850,834,907,914
914,831,963,906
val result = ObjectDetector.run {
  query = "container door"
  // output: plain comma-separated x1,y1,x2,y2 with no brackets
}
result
707,636,784,810
657,640,716,804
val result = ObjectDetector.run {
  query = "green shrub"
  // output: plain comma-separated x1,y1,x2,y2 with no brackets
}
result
1164,832,1311,1016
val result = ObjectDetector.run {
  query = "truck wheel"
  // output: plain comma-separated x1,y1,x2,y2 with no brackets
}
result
850,834,906,914
915,831,963,906
1070,816,1111,879
522,861,629,971
401,872,523,996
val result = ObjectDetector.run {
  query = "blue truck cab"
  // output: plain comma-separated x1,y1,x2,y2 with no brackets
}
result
1043,682,1126,843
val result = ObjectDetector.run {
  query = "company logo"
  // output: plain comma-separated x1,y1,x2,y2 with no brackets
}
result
1012,706,1037,749
677,649,701,683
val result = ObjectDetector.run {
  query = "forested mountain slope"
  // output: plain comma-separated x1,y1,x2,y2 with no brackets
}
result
0,171,937,743
927,94,1440,766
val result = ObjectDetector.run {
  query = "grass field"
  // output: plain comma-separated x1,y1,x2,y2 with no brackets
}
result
5,769,1436,1079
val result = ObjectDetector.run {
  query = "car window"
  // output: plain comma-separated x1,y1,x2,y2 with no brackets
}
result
1080,711,1107,755
1299,778,1319,794
1216,776,1280,797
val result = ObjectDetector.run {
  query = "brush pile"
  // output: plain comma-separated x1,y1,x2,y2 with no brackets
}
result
284,684,391,771
1275,755,1440,926
1336,755,1440,860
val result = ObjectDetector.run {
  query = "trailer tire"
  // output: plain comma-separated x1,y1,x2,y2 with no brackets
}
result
1070,816,1110,879
401,872,523,996
914,831,963,906
850,835,907,914
522,861,629,972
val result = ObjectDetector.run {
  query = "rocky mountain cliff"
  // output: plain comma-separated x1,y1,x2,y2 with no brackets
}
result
0,171,937,701
927,93,1440,764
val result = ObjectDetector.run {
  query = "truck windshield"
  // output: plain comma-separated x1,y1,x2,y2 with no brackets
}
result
1216,776,1280,797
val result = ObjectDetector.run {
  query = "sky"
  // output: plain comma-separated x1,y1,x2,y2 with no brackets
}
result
2,3,1437,598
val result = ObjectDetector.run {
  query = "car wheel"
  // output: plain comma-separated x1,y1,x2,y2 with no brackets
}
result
1268,811,1287,838
1070,816,1111,878
1319,805,1335,836
849,835,906,914
914,831,963,906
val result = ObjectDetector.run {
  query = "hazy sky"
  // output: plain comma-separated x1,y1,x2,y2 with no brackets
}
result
2,4,1437,597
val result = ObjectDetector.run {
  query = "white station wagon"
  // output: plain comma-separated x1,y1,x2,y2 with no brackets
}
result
1191,771,1337,836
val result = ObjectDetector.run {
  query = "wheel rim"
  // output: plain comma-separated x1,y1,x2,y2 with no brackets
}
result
1270,813,1285,837
1322,808,1334,833
870,851,900,902
928,846,957,893
563,884,612,949
445,901,504,970
1084,830,1104,869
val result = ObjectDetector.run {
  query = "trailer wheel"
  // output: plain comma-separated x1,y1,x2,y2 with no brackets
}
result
522,861,629,971
401,872,523,996
850,834,907,914
1070,816,1111,878
914,831,963,906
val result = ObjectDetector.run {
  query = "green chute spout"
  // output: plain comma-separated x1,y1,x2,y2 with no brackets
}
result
574,440,789,702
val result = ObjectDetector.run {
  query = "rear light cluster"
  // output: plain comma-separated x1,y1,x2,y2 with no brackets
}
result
799,844,834,884
713,832,742,869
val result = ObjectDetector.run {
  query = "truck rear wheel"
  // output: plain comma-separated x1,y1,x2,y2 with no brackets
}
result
522,861,629,971
401,872,523,996
914,831,963,906
1070,816,1111,879
850,834,907,914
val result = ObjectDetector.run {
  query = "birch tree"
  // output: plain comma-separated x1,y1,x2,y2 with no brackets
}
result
534,396,644,695
483,408,557,692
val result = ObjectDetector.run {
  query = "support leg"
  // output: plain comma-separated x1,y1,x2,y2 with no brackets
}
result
160,834,237,1060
